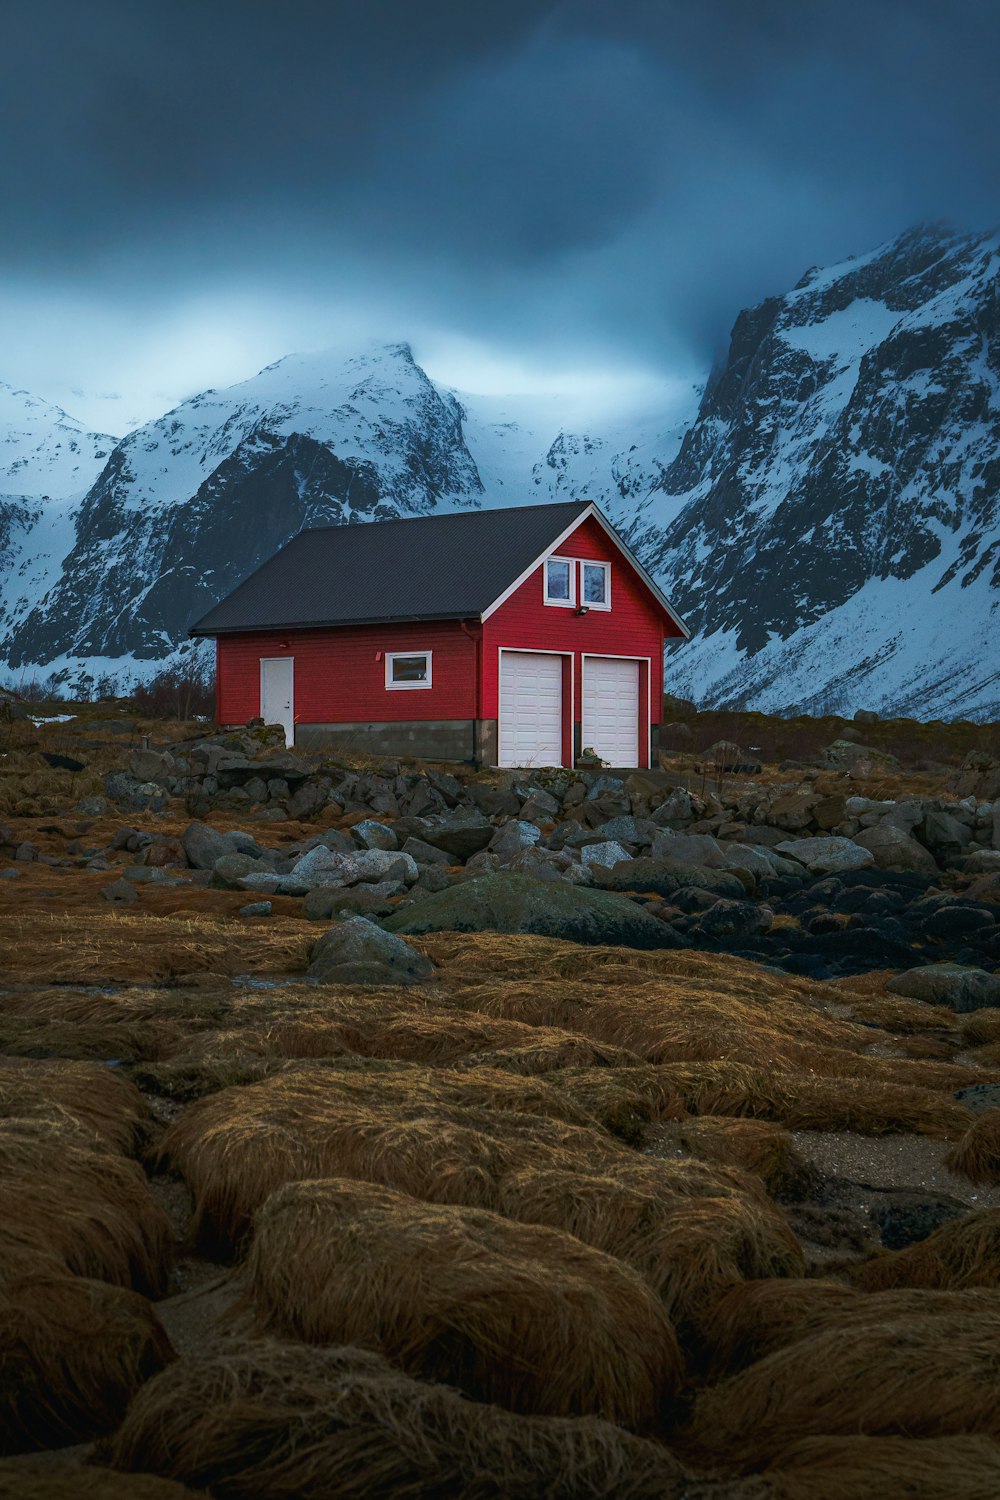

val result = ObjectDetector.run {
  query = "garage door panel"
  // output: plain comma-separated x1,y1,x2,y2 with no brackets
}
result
499,652,564,767
583,657,640,767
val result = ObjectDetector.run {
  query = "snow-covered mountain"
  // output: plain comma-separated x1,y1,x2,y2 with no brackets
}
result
0,386,116,681
3,222,999,719
630,224,1000,720
0,343,691,679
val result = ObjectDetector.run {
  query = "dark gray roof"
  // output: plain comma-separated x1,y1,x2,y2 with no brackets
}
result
190,501,597,635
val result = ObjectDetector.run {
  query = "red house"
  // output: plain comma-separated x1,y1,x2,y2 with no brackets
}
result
190,500,688,768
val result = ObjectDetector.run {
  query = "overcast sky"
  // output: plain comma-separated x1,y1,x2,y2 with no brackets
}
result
3,0,998,431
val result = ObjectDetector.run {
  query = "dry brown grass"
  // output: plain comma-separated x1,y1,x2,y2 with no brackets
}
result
700,1280,1000,1379
0,1057,150,1152
0,911,312,985
496,1163,804,1335
0,1116,172,1294
945,1110,1000,1185
0,1272,174,1452
763,1434,1000,1500
686,1308,1000,1467
850,1209,1000,1291
159,1074,632,1251
0,1463,201,1499
667,1061,975,1137
243,1178,683,1429
101,1338,693,1499
651,1117,820,1200
961,1010,1000,1046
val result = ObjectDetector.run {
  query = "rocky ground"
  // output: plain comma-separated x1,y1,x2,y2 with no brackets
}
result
3,703,1000,1497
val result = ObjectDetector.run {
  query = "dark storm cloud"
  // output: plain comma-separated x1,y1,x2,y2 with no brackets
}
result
3,0,998,379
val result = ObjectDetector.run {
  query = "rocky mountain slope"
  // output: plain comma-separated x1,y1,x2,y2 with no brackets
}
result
626,224,1000,720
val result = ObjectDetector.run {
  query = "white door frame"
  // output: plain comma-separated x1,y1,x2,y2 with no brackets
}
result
259,656,295,747
580,652,650,768
497,647,574,769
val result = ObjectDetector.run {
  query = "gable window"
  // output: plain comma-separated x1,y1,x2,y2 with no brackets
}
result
582,561,611,608
544,557,575,606
385,651,432,689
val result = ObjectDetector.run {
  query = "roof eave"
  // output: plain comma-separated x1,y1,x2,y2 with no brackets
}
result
189,608,483,638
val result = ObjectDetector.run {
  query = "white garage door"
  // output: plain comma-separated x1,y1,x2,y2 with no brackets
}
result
499,651,564,767
583,657,640,766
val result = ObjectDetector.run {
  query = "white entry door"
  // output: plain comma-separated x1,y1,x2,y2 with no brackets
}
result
583,657,640,766
260,657,295,747
499,651,564,767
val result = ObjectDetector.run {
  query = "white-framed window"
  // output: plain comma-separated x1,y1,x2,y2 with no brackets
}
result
581,560,611,609
385,650,433,689
544,556,575,606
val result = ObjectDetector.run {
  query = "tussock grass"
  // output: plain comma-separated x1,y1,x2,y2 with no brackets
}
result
0,1464,201,1500
497,1163,804,1334
850,1209,1000,1291
686,1309,1000,1467
763,1434,1000,1500
159,1076,631,1251
0,911,312,985
0,1272,174,1452
0,1116,171,1294
701,1280,1000,1379
243,1178,683,1429
945,1110,1000,1185
961,1009,1000,1046
0,1058,150,1153
652,1117,820,1199
101,1338,693,1499
667,1061,975,1137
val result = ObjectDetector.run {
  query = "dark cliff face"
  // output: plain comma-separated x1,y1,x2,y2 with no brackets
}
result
636,225,1000,713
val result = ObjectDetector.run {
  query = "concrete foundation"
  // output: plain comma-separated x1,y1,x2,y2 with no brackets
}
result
295,719,500,766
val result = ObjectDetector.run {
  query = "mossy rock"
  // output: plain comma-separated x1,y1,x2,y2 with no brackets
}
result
384,871,680,949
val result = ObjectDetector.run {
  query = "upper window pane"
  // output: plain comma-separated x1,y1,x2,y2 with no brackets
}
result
391,654,428,683
546,559,571,600
583,563,608,604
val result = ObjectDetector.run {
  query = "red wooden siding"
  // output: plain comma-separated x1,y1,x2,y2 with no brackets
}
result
216,619,477,727
482,513,674,764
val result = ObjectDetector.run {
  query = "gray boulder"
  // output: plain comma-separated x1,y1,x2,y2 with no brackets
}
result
102,878,137,905
384,871,679,948
822,740,901,771
419,817,494,860
128,748,175,784
887,963,1000,1013
401,836,454,867
489,821,542,861
352,819,398,851
182,821,233,870
922,807,974,864
592,858,746,901
852,823,939,875
303,880,403,921
594,815,656,847
353,848,419,885
580,839,632,869
518,788,561,823
699,899,773,939
651,829,726,866
212,852,266,889
308,916,435,985
650,788,699,828
776,836,875,875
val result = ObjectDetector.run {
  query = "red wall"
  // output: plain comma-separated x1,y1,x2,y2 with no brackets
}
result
216,619,477,727
482,514,676,765
213,513,681,767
